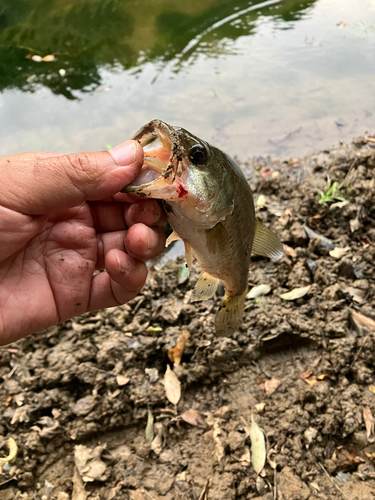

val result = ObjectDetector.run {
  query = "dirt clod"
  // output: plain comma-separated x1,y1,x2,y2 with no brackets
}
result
1,141,375,499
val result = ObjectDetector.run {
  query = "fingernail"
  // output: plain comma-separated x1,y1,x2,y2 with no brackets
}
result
147,227,159,250
109,140,136,166
115,251,135,275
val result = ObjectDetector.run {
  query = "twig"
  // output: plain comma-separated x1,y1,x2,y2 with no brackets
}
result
318,462,350,500
198,477,210,500
364,136,375,144
144,491,157,500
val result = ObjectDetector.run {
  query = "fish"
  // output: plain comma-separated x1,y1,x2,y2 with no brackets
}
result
124,119,283,335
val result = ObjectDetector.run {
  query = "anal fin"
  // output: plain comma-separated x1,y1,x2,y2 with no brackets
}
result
215,288,247,336
191,272,219,303
252,220,284,260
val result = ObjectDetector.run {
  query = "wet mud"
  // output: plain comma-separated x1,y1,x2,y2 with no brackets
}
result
1,138,375,500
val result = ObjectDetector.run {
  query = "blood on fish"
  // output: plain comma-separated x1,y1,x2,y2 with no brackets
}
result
177,184,188,198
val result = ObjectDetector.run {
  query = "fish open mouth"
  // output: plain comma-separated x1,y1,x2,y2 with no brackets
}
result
123,120,188,200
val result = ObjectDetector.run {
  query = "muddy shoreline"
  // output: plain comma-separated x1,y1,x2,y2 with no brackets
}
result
1,137,375,500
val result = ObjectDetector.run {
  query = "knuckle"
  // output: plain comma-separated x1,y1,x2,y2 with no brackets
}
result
64,153,97,193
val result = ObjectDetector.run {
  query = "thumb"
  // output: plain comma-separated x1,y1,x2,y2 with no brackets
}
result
0,140,144,214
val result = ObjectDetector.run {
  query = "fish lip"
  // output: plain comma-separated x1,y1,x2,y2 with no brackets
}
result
122,119,186,197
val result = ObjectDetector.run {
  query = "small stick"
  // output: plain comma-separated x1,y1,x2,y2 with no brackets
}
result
318,463,350,500
364,136,375,144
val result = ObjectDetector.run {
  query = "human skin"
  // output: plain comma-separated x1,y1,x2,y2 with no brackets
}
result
0,140,166,345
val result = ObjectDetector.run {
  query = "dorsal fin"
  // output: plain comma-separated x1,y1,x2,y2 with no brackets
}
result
252,220,283,260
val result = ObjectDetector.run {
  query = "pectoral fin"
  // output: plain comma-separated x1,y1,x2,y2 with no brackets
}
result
166,230,181,247
215,288,247,336
184,240,193,273
252,220,284,260
191,272,219,302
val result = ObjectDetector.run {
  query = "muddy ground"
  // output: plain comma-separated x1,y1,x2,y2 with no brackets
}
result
1,137,375,500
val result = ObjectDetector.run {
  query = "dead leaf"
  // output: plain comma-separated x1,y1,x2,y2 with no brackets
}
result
329,247,350,259
116,375,130,386
256,195,266,209
279,285,311,301
168,330,190,366
42,54,55,62
181,409,206,427
150,422,164,455
255,403,266,413
332,446,365,471
369,385,375,395
213,405,232,420
145,407,154,442
246,284,271,299
300,369,313,380
72,467,88,500
342,285,366,303
283,245,297,258
249,417,266,475
263,378,281,396
363,405,375,443
303,376,318,386
164,365,181,405
350,310,375,331
0,437,18,473
350,218,361,232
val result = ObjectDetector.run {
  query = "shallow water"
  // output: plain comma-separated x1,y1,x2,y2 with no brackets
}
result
0,0,374,159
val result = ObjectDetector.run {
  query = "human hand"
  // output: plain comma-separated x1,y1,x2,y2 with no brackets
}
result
0,141,166,345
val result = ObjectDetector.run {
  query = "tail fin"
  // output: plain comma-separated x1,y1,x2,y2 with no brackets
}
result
215,288,247,336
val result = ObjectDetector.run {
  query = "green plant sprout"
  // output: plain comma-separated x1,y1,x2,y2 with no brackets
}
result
317,176,349,206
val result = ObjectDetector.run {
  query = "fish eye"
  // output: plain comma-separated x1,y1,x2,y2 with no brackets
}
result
189,144,208,166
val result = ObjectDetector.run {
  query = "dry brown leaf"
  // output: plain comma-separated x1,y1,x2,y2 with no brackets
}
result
116,375,130,386
164,365,181,405
255,403,266,413
369,385,375,395
249,417,266,475
263,378,281,396
181,409,206,427
168,330,190,366
279,285,311,301
42,54,55,62
283,244,297,258
303,376,318,386
213,405,232,420
363,405,375,443
150,422,164,455
329,246,350,259
300,369,313,380
350,310,375,331
332,446,365,471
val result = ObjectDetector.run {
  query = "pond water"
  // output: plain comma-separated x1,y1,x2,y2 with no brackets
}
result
1,0,374,160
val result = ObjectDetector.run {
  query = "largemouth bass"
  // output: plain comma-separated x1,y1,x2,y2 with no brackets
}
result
124,120,283,335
